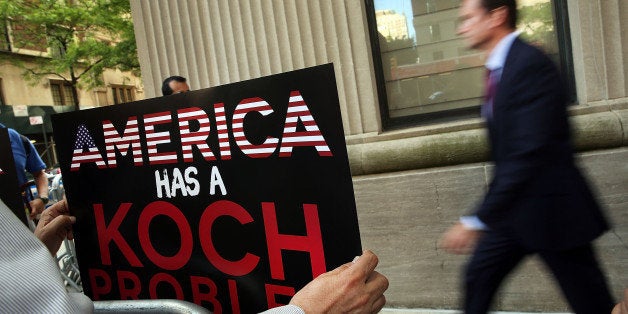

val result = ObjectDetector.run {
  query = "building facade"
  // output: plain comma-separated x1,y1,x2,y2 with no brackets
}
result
130,0,627,311
0,16,144,166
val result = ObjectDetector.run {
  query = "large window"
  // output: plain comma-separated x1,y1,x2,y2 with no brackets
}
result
50,80,76,107
8,18,48,53
367,0,574,128
111,85,135,105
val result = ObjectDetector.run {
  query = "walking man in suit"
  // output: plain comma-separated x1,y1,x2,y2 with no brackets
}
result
440,0,615,313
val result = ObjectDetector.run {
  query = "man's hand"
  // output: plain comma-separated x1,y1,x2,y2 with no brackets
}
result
289,250,389,313
612,289,628,314
28,198,46,219
440,222,482,255
33,199,76,255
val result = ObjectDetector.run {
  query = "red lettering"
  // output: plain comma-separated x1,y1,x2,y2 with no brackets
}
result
138,201,193,270
88,268,112,301
199,200,260,275
94,203,142,266
117,270,141,299
265,284,295,308
190,276,222,314
263,202,326,280
228,279,241,314
149,273,184,300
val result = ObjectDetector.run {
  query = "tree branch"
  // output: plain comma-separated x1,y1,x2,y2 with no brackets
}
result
75,57,104,80
22,67,68,82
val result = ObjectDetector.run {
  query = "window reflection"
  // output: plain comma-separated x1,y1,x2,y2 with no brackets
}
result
374,0,560,120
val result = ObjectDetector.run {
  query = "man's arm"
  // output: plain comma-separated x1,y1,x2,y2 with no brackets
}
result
440,222,482,255
261,250,389,314
24,139,49,218
28,169,49,218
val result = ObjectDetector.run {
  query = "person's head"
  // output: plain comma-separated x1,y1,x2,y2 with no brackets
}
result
457,0,517,52
161,76,190,96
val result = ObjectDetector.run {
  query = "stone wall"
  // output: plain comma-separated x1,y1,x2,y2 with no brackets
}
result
354,147,628,311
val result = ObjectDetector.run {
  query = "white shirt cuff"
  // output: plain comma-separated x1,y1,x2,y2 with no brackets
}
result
460,215,488,230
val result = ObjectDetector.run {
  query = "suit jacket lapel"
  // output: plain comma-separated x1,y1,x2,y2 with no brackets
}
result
493,38,524,119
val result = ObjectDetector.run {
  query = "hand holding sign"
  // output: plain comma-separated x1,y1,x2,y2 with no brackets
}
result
34,198,76,255
288,250,388,313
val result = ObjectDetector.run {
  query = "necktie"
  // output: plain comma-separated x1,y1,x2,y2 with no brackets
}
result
483,68,498,118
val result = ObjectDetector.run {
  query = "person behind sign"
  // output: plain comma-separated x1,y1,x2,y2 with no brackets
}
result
0,123,49,219
439,0,614,313
162,76,190,96
0,197,388,313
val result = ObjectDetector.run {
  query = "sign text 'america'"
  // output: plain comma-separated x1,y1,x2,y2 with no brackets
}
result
70,90,332,171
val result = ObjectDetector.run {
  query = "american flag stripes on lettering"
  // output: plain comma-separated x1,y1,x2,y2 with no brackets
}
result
232,97,279,158
104,117,143,167
279,91,332,157
70,124,107,171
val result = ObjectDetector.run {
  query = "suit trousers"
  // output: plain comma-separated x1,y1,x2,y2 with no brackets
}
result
464,230,615,314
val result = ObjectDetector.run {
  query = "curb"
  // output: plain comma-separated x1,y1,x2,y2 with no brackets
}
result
380,309,573,314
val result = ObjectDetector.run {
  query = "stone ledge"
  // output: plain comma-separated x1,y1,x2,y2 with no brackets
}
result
348,102,628,176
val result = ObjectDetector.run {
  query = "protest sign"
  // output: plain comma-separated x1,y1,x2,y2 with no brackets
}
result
52,64,362,313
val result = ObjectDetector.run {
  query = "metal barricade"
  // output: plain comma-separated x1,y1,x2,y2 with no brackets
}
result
49,173,65,203
48,174,83,292
93,300,211,313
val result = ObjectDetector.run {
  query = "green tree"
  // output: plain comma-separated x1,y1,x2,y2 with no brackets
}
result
517,2,556,53
0,0,139,110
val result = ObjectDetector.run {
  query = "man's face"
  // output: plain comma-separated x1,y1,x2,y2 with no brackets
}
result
457,0,493,51
168,81,190,94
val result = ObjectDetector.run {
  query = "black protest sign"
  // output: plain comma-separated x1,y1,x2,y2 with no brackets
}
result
51,64,362,313
0,127,27,226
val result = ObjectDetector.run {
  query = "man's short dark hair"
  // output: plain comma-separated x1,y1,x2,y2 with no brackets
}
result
481,0,518,29
162,76,187,96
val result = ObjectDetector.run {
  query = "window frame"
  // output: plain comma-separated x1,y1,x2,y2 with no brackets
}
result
364,0,576,130
111,84,135,105
49,80,76,107
6,17,49,55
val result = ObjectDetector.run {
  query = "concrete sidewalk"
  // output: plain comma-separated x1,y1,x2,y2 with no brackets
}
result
380,309,572,314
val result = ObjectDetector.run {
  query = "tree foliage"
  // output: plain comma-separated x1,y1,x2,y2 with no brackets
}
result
517,2,557,53
0,0,139,109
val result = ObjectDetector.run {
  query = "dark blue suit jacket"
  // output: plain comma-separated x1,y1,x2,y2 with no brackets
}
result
475,38,609,250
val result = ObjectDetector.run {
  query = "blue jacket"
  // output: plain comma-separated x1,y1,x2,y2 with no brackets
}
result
0,123,46,186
